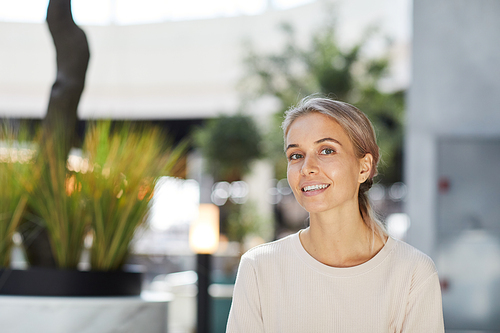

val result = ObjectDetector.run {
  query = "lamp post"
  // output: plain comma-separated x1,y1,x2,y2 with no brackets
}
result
190,204,219,333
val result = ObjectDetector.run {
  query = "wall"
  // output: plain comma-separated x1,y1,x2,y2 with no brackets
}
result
406,0,500,255
407,1,500,329
0,3,326,119
0,0,410,119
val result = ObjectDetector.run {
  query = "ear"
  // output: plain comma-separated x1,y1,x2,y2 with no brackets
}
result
358,153,373,183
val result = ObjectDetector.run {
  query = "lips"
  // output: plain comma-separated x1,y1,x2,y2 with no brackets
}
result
301,184,330,192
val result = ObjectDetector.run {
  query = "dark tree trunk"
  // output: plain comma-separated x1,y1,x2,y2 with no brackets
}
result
44,0,90,152
22,0,90,267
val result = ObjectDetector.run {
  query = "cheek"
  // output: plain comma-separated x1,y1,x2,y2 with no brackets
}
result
323,160,357,183
342,160,363,185
287,162,300,177
287,169,302,199
286,163,300,187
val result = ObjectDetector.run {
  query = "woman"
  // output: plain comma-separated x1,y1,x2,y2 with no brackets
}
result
226,97,444,332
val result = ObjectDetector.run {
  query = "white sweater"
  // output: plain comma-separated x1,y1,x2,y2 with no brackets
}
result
226,231,444,332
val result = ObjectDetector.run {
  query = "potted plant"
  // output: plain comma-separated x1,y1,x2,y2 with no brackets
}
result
194,114,265,249
0,125,33,268
194,114,262,182
0,121,186,296
28,131,91,270
82,121,186,271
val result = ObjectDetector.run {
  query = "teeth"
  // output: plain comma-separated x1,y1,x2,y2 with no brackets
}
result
302,184,329,192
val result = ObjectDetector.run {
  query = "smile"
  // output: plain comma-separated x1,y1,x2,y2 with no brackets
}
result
302,184,329,192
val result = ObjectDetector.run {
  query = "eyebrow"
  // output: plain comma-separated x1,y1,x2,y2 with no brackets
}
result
285,137,342,151
315,137,342,146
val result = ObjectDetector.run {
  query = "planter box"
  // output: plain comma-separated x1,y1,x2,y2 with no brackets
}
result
0,267,142,297
0,293,172,333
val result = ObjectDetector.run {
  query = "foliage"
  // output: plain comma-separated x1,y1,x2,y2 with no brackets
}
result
28,129,91,269
356,88,404,182
0,124,33,267
23,121,187,271
226,201,272,244
194,114,263,181
241,21,405,183
82,122,187,271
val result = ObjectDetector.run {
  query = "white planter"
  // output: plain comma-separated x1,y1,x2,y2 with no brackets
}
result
0,292,172,333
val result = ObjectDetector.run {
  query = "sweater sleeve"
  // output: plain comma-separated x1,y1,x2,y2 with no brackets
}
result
226,255,265,333
401,272,445,333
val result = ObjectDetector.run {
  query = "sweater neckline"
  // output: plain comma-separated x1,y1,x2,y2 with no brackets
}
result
291,230,397,277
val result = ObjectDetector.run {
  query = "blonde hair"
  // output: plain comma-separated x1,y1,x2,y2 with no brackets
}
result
282,96,387,239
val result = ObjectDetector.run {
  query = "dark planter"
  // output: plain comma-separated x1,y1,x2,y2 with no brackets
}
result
0,266,143,297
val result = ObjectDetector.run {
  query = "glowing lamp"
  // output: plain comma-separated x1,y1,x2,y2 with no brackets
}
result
190,203,219,333
190,204,219,254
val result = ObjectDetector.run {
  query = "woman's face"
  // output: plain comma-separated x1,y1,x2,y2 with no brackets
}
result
285,112,370,215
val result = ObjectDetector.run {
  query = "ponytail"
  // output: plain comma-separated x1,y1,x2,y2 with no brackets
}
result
358,178,387,241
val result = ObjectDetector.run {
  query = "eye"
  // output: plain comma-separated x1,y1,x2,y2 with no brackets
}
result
288,153,303,161
320,148,335,155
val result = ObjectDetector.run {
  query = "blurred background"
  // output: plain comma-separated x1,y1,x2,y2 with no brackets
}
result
0,0,499,332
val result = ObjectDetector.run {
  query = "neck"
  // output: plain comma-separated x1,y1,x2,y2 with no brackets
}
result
300,208,384,267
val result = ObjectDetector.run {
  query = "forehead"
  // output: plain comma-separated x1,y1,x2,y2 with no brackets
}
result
286,112,349,144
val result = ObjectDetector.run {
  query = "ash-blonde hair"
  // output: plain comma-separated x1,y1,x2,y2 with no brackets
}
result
282,96,387,239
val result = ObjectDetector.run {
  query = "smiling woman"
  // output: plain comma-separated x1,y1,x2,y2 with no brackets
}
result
283,98,384,242
226,96,445,333
285,113,374,231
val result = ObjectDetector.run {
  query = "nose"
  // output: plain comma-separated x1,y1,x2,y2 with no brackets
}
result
300,155,319,175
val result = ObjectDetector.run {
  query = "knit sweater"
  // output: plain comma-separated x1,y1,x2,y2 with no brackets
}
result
226,231,444,332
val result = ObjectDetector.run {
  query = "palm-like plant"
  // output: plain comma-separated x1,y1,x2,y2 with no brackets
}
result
0,125,35,267
83,122,186,271
13,121,186,271
28,133,91,269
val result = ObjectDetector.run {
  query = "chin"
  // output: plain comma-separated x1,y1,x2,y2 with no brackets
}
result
298,196,357,215
298,202,332,214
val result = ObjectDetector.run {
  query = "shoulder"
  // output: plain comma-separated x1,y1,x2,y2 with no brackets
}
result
239,233,296,268
389,238,439,291
390,238,437,272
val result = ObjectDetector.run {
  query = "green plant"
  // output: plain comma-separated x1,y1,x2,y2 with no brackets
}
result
22,121,186,271
194,114,263,182
0,125,34,267
226,201,272,245
241,21,404,183
28,131,91,269
83,122,186,271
